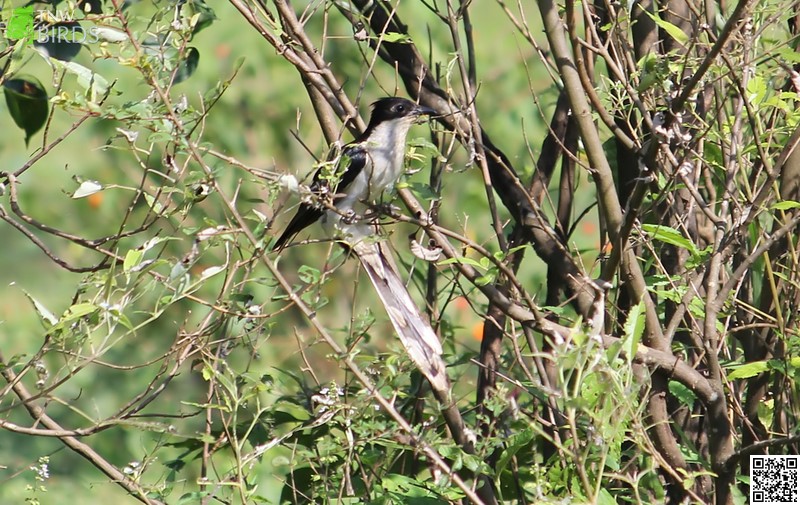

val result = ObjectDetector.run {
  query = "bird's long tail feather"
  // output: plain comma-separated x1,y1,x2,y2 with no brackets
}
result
352,240,449,393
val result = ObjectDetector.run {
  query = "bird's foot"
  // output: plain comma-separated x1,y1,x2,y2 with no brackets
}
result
373,202,401,217
342,209,358,225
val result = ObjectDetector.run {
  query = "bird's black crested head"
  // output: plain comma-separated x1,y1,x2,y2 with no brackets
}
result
366,97,435,129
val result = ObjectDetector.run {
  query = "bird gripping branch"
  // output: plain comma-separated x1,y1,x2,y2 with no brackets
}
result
274,97,449,393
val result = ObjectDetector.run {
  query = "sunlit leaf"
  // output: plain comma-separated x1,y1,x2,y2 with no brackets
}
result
597,488,618,505
93,25,128,43
438,256,487,270
669,381,697,409
621,299,644,360
727,361,770,380
124,249,144,272
186,0,217,34
645,12,689,46
72,180,104,198
639,224,698,255
5,6,35,41
51,59,110,97
63,302,99,321
381,32,411,43
772,200,800,210
23,291,58,328
199,265,224,280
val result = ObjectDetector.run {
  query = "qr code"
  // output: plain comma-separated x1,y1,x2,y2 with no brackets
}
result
751,455,799,505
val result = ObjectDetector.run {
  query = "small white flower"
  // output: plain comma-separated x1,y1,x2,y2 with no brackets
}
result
31,457,50,481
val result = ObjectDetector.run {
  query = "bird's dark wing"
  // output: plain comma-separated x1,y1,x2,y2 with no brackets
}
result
271,201,323,251
272,143,368,250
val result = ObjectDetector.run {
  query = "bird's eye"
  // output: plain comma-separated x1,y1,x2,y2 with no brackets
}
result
395,104,405,113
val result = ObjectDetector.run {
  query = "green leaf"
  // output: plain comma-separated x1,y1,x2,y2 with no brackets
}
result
382,474,438,498
495,428,534,476
408,137,441,157
746,75,767,107
438,256,487,270
142,236,173,252
637,72,660,93
62,302,99,322
645,11,689,46
636,53,662,92
23,291,58,328
124,249,144,272
639,224,698,255
772,200,800,211
637,52,659,74
6,6,35,41
172,47,200,84
668,381,697,409
727,361,769,380
113,312,134,331
758,399,774,429
597,487,618,505
621,300,644,360
779,47,800,64
405,182,438,200
51,59,109,97
475,273,495,286
298,265,321,284
187,0,217,34
3,75,49,146
143,193,165,214
381,32,411,43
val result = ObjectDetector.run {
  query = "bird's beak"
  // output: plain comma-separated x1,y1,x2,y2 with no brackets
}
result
414,104,437,117
412,104,436,124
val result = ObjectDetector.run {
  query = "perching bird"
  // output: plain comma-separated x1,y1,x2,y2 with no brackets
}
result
273,97,450,393
272,97,435,250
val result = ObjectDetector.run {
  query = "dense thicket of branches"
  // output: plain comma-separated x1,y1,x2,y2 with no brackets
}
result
1,0,799,503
